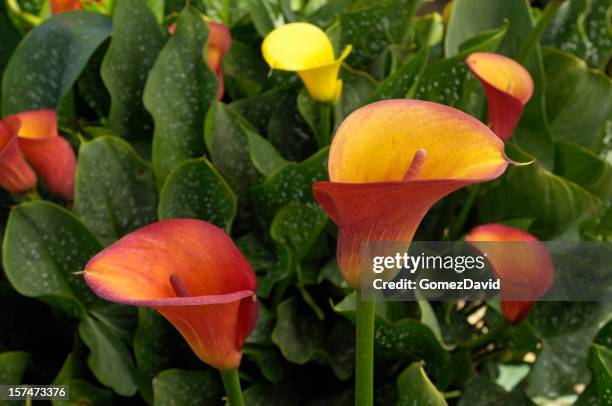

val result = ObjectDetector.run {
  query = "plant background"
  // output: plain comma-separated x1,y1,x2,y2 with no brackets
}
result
0,0,611,405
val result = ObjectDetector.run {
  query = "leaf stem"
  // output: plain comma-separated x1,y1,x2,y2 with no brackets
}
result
355,292,376,406
449,184,480,240
221,0,231,26
219,369,245,406
518,0,563,62
317,103,331,148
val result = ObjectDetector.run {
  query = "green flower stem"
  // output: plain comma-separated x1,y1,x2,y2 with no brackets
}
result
355,292,376,406
462,319,509,351
449,184,480,240
518,0,563,62
220,369,245,406
221,0,231,25
317,103,332,148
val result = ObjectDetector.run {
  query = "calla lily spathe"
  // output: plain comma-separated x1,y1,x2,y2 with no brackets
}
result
84,219,259,371
466,52,534,141
207,22,232,99
262,22,352,104
50,0,82,14
313,100,511,289
0,109,75,199
465,223,554,324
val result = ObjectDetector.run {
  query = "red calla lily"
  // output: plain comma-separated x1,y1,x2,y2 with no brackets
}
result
50,0,82,14
84,219,259,370
466,52,534,141
0,122,36,193
1,110,75,199
313,100,511,289
465,223,554,323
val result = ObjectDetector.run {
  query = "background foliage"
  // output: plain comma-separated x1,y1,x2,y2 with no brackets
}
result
1,0,611,405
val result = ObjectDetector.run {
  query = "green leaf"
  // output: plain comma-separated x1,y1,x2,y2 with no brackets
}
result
52,379,113,406
101,0,166,140
243,345,286,383
158,157,237,231
2,201,104,315
589,344,612,405
367,45,428,103
230,89,289,135
74,136,158,246
0,351,29,384
1,11,112,115
223,39,269,99
205,102,260,193
543,48,612,152
555,141,612,200
134,308,199,404
152,368,222,406
270,205,328,261
338,0,422,68
479,149,602,239
333,65,377,126
144,0,165,23
445,0,533,58
245,0,283,37
527,302,610,398
143,6,217,188
397,362,447,406
459,375,534,406
246,129,289,177
272,297,355,380
250,147,328,221
414,22,507,110
79,314,139,396
333,293,451,387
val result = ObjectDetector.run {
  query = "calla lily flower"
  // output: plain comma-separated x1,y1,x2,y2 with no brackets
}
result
50,0,82,14
262,22,352,104
168,21,231,99
0,122,36,193
0,110,75,199
312,100,511,289
207,22,232,100
465,223,554,324
466,52,534,141
84,219,259,371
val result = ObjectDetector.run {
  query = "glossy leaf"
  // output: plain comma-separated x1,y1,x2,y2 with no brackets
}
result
74,136,158,246
158,158,236,231
396,362,447,406
101,0,165,140
152,368,222,406
143,6,217,187
2,11,112,115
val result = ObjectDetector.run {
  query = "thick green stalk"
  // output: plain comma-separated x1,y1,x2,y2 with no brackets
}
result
220,369,245,406
317,103,332,148
518,0,563,62
355,293,376,406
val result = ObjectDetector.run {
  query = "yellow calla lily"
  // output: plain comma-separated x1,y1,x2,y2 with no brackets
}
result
262,22,352,104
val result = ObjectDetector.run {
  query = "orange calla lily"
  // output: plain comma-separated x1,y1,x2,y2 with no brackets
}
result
0,110,75,199
207,22,232,99
0,122,36,193
466,52,534,141
465,223,554,324
312,100,511,289
84,219,259,370
50,0,82,14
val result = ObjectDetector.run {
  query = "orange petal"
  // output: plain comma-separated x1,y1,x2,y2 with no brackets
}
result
18,136,75,200
0,122,36,193
207,22,232,99
50,0,82,14
2,110,58,140
314,100,510,289
84,219,258,370
465,223,554,324
466,52,534,141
